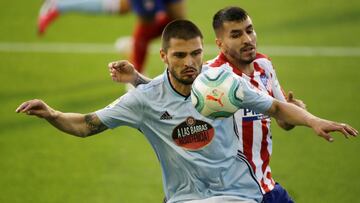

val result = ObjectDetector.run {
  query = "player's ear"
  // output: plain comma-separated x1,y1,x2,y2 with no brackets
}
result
215,38,222,49
160,49,167,63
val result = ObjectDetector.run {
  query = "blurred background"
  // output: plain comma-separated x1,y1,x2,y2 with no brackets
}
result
0,0,359,202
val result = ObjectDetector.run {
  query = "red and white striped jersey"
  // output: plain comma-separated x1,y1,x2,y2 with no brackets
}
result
206,52,287,194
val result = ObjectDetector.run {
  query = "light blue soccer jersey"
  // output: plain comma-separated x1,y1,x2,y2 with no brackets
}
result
96,66,273,203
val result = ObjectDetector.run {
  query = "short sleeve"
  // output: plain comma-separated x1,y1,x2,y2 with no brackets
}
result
237,76,274,114
95,90,144,129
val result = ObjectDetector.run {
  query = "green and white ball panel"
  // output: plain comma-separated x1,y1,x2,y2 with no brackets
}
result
191,87,205,113
191,66,244,119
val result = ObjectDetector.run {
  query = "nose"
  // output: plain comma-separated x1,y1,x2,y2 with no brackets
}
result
242,33,252,44
184,55,194,67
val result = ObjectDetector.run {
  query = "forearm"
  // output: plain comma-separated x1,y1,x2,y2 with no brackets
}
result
277,91,307,130
267,100,318,128
16,99,108,137
46,111,90,137
46,111,106,137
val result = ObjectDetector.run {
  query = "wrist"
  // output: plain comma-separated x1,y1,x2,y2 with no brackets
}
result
132,72,150,87
47,109,60,121
131,73,140,86
304,114,320,128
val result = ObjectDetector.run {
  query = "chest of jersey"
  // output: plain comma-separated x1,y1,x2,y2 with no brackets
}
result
142,97,236,154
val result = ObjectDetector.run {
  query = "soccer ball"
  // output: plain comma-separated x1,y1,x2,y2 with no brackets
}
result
191,65,244,118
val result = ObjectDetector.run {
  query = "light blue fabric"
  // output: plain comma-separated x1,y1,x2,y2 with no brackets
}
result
96,66,272,203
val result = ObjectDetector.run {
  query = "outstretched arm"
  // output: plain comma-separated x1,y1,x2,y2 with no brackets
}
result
15,99,107,137
276,91,307,130
108,60,151,87
267,100,358,142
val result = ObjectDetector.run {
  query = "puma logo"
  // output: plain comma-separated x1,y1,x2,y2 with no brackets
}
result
206,90,224,107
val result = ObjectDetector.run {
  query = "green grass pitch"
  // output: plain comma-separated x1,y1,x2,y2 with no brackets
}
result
0,0,359,202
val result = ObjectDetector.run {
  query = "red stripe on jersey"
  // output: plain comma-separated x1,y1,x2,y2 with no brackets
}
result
210,52,244,76
242,121,256,172
260,119,271,193
256,52,271,60
253,62,265,74
209,52,249,76
260,120,270,173
260,178,270,193
267,171,275,186
232,65,244,77
208,52,227,67
209,52,270,66
249,75,259,88
250,62,262,88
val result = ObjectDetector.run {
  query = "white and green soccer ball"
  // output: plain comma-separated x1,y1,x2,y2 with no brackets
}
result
191,65,244,119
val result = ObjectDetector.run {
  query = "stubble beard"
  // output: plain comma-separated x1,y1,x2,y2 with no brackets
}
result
229,49,255,65
169,65,202,85
240,52,256,65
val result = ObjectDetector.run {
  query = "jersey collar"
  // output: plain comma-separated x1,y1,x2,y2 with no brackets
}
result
163,69,191,101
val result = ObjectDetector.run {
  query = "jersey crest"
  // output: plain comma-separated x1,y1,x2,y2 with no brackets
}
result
172,117,215,150
260,74,268,88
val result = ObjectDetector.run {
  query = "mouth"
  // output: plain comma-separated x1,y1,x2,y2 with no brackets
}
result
182,68,198,76
240,45,256,53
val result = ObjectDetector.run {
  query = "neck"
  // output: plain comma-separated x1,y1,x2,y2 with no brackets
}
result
227,56,254,76
168,72,191,97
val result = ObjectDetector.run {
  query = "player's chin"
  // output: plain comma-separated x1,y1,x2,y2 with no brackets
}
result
241,49,256,57
240,54,256,64
183,72,198,79
181,76,197,85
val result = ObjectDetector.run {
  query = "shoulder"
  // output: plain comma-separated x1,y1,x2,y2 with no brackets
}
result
206,54,226,67
254,52,272,64
134,74,165,97
254,52,275,73
114,76,164,110
256,52,271,60
137,74,163,90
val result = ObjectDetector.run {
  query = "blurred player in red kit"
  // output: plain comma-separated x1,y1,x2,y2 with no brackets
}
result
38,0,186,73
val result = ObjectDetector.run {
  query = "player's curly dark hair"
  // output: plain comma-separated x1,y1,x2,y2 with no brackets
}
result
161,19,203,52
212,6,249,36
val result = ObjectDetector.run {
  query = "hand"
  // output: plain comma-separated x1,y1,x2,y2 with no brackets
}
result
287,91,306,109
310,118,358,142
15,99,56,119
108,60,138,84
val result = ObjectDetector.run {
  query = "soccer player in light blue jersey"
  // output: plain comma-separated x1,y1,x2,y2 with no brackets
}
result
16,20,358,203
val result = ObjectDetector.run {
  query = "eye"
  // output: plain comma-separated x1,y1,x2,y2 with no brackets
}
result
230,31,241,39
173,52,186,58
246,28,254,35
191,49,202,57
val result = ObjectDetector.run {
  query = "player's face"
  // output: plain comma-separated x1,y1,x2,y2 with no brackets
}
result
216,17,257,65
161,37,203,85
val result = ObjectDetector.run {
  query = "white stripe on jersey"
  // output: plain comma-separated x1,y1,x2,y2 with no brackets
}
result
207,52,286,194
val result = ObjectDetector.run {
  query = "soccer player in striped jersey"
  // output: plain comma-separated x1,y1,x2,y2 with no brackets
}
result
206,6,306,202
37,0,185,73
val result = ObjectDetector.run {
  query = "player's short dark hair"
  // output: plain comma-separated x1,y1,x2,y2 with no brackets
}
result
161,19,203,52
212,6,249,36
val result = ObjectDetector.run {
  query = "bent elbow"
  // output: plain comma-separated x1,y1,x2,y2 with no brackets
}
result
283,125,295,131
